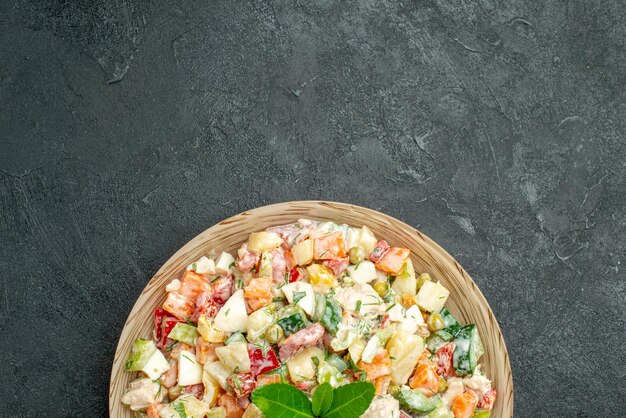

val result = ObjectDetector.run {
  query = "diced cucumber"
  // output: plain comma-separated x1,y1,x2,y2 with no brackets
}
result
425,330,454,352
453,324,484,376
277,306,309,336
313,293,326,321
125,339,157,371
472,410,490,418
225,331,247,345
427,396,454,418
438,307,461,336
394,388,440,414
169,323,199,346
320,296,343,336
325,353,349,372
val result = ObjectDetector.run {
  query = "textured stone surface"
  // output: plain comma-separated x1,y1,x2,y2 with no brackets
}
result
1,1,624,416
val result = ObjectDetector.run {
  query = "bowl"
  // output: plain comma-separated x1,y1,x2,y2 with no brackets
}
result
109,201,514,417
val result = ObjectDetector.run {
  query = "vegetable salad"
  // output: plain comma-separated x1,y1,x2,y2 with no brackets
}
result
122,219,496,418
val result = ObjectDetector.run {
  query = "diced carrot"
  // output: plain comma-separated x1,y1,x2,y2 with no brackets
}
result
146,404,165,418
358,349,392,381
196,337,220,364
409,362,440,397
375,247,411,275
374,375,391,395
256,374,282,387
451,390,479,418
313,231,347,260
243,276,273,311
218,393,245,418
163,292,195,321
283,250,297,270
179,270,211,302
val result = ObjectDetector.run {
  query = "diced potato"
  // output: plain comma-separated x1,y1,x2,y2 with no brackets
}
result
398,305,425,334
202,369,221,406
291,239,314,266
281,281,316,317
259,251,273,278
345,227,361,251
215,342,251,373
361,334,381,363
415,281,450,313
346,260,378,284
204,361,232,391
386,330,423,385
141,349,170,380
178,350,203,386
214,289,249,332
391,259,417,296
358,225,378,254
215,252,236,274
306,264,336,293
248,231,283,252
197,316,228,343
348,338,367,363
188,256,216,275
246,307,274,342
287,346,324,383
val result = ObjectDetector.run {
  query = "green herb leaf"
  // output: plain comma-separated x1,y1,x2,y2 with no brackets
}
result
355,300,362,314
323,381,375,418
293,291,307,304
171,401,188,418
251,383,313,418
312,383,333,416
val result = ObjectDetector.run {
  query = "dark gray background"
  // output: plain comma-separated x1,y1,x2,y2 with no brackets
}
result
1,1,624,417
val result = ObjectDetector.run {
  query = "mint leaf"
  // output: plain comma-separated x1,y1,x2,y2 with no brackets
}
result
322,382,375,418
312,383,333,416
251,383,313,418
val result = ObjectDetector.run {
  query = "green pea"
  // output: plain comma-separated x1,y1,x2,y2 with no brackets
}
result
265,324,284,344
349,246,365,265
373,281,388,297
427,313,444,332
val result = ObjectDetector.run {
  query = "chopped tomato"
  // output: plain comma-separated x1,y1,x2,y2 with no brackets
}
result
358,349,392,381
436,342,456,378
289,266,306,283
375,247,411,275
244,276,273,312
374,375,391,395
451,390,479,418
190,291,218,322
313,231,347,260
248,343,281,376
212,275,234,306
218,393,244,418
322,257,349,275
227,372,256,397
154,307,180,349
400,412,412,418
179,270,211,302
196,337,220,364
478,388,497,410
163,292,194,321
369,240,390,263
409,362,440,397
